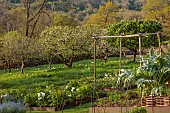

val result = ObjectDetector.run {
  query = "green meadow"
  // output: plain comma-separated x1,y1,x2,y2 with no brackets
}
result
0,57,139,93
0,57,139,113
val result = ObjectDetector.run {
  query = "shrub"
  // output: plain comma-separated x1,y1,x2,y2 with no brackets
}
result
1,94,17,103
0,102,26,113
127,91,138,99
128,107,147,113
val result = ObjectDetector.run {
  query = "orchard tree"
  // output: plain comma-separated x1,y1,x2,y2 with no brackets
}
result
39,27,60,69
40,25,104,68
107,20,163,62
0,31,32,73
142,0,170,36
86,1,118,28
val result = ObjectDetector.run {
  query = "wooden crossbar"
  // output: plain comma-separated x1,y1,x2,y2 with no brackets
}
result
93,32,159,39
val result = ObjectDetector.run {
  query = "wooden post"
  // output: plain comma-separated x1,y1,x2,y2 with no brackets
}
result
93,38,97,89
157,32,161,56
93,37,97,113
119,37,122,75
119,37,123,113
139,34,142,67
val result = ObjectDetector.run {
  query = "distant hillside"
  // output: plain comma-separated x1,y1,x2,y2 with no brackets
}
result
0,0,146,11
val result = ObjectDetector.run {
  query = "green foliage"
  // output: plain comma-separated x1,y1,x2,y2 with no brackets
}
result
0,31,34,73
86,1,118,27
40,25,104,67
23,80,93,107
137,50,170,96
126,90,139,100
127,107,147,113
120,69,136,88
107,20,163,48
53,13,77,26
97,73,118,89
0,57,139,93
142,0,170,36
107,20,163,61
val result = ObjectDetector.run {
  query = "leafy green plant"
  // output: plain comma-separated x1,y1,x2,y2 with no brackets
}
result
127,107,147,113
24,93,37,107
98,73,118,89
137,49,170,96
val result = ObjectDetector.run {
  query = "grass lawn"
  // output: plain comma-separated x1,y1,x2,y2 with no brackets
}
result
0,57,140,113
0,57,139,93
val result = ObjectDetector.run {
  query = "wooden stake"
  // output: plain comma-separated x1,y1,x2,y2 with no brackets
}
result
157,32,161,56
93,38,97,113
139,35,142,67
119,37,122,75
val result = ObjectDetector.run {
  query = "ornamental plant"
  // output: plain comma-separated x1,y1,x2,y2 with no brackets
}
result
23,79,94,107
137,49,170,96
97,73,118,90
127,107,147,113
0,94,26,113
0,102,26,113
1,94,17,103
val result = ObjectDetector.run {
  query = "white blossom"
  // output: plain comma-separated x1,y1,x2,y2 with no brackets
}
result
38,93,41,97
68,94,72,97
41,92,45,97
52,67,55,69
66,86,68,89
71,87,75,91
105,74,108,77
38,97,42,100
3,94,8,97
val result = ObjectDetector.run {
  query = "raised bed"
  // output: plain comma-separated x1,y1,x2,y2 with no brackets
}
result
89,106,170,113
29,107,57,112
142,96,170,107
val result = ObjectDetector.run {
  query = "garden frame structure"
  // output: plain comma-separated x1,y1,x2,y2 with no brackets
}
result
91,32,161,113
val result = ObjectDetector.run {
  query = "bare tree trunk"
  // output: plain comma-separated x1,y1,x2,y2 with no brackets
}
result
133,50,137,62
7,60,11,73
104,48,109,64
48,58,52,69
104,55,107,64
25,0,30,37
21,58,24,74
65,56,74,68
25,0,49,38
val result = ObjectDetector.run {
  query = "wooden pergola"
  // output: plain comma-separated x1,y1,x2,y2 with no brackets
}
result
91,32,161,113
